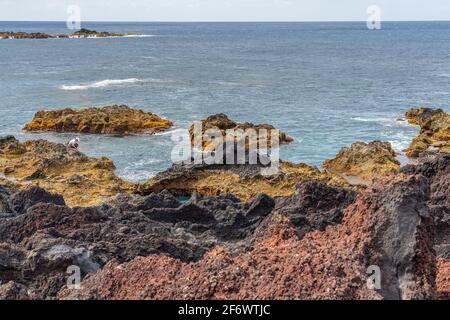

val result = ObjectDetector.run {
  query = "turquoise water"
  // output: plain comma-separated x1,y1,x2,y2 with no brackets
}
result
1,21,449,182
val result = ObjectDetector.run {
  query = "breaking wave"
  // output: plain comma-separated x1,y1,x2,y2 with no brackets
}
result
60,78,175,90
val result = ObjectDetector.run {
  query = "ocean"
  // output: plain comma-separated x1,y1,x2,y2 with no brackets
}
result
1,21,449,182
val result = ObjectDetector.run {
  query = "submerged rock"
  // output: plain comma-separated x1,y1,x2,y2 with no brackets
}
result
23,105,172,135
323,141,400,182
0,136,134,206
189,113,293,151
405,107,450,157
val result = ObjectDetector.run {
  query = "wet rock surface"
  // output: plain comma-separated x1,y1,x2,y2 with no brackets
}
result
323,141,400,182
406,107,450,157
24,105,172,135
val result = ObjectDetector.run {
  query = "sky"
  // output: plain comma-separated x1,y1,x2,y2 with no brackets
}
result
1,0,449,22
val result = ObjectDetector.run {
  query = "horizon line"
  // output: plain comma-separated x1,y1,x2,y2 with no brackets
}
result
1,19,450,23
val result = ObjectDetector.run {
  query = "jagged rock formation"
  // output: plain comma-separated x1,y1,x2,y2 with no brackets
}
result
24,105,172,135
401,153,450,259
140,161,350,202
59,169,439,300
275,180,357,238
189,114,293,150
2,107,450,300
323,141,400,182
0,185,277,299
437,258,450,299
406,107,450,157
0,136,134,206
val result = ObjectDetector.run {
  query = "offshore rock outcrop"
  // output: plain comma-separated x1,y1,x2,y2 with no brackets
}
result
140,161,350,202
323,141,400,182
405,107,450,157
24,105,172,135
0,29,133,40
0,136,134,206
189,113,293,150
70,28,132,38
59,170,438,300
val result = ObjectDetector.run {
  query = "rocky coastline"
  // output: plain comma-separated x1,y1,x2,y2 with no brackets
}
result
0,29,136,40
0,107,449,300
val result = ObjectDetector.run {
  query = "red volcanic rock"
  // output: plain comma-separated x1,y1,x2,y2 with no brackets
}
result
59,175,436,300
0,281,32,300
437,258,450,299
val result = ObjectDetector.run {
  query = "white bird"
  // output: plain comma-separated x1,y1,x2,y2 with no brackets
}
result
67,137,80,149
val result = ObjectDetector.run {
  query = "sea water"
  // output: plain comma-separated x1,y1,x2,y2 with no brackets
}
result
1,21,449,182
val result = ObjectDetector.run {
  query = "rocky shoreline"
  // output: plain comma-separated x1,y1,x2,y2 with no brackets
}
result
0,29,137,40
0,107,449,300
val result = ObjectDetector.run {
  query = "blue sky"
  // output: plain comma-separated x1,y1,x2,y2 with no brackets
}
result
1,0,449,21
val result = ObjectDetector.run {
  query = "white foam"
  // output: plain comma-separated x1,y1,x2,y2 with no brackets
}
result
60,78,175,90
60,78,141,90
69,34,156,39
351,116,411,127
153,128,186,136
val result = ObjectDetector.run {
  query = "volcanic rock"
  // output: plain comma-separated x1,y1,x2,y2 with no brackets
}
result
0,136,134,206
437,258,450,299
405,107,450,157
140,160,350,202
24,105,172,135
275,180,357,238
0,187,276,298
189,113,293,151
323,141,400,182
0,29,134,40
0,32,67,39
60,167,439,300
70,29,129,38
401,153,450,259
